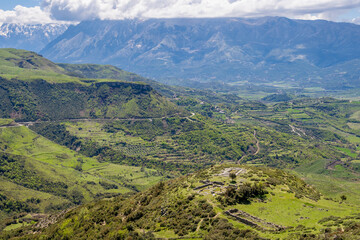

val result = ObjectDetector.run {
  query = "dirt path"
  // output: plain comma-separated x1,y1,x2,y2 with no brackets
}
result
0,113,197,129
196,219,203,232
9,113,197,127
213,212,221,219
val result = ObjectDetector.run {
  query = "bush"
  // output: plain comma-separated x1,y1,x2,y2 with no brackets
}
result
221,182,267,205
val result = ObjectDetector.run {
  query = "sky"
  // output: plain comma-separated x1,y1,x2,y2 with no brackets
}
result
0,0,360,24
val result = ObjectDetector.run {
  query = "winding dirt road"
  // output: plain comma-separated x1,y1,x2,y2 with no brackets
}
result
0,112,197,129
253,130,260,155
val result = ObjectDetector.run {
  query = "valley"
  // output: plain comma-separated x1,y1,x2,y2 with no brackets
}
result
0,48,359,239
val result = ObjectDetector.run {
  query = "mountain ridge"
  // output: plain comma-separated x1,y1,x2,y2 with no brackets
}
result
40,17,360,89
0,23,69,52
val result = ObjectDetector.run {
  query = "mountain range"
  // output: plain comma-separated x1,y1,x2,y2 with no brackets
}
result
0,23,68,52
1,18,360,90
38,17,360,90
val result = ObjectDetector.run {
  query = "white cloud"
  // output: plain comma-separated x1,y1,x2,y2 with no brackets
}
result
41,0,101,21
40,0,360,21
1,0,360,24
0,5,55,24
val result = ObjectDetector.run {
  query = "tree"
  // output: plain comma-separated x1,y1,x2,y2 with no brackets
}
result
340,195,347,201
229,173,236,182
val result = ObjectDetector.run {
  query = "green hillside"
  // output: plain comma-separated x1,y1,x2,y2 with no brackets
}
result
0,48,79,83
58,62,247,106
0,48,359,239
0,48,183,226
0,125,165,225
28,112,349,176
58,63,140,81
2,165,359,239
0,49,184,121
208,96,360,205
29,116,255,174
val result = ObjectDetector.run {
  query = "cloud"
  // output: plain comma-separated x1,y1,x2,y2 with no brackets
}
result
1,0,360,24
0,5,54,24
41,0,101,21
40,0,360,22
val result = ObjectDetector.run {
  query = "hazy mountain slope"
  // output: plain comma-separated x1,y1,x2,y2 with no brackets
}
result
40,17,360,89
0,23,69,52
3,165,360,239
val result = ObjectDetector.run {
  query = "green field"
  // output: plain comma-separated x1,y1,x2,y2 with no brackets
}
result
295,159,360,205
0,119,14,127
348,122,360,130
351,110,360,120
0,126,163,190
335,147,358,158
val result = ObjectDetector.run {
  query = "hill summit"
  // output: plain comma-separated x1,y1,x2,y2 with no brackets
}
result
3,164,359,239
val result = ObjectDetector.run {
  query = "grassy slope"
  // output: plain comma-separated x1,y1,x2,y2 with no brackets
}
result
0,126,164,223
58,63,139,81
0,178,69,217
227,98,360,207
31,102,360,202
0,49,184,121
31,116,256,174
3,165,359,239
0,119,14,127
0,49,184,228
0,77,183,121
295,160,360,205
0,48,81,84
58,62,248,106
